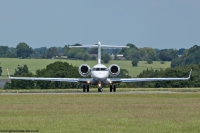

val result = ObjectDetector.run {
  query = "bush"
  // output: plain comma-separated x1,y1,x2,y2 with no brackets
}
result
160,61,165,64
132,58,139,66
147,59,153,64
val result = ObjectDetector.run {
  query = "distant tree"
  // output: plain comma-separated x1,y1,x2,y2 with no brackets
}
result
16,42,34,58
0,46,9,57
47,47,58,58
32,47,47,58
83,54,90,61
88,47,103,54
72,43,82,46
66,43,86,60
91,56,96,60
171,45,200,68
63,45,70,56
102,54,111,63
91,47,98,54
131,58,139,66
178,48,186,55
119,44,138,60
35,61,80,89
139,47,158,61
56,47,63,55
158,49,178,61
124,48,139,60
112,49,121,55
158,50,168,61
154,48,160,54
75,52,85,60
7,47,17,58
126,43,138,49
34,47,48,55
4,64,34,89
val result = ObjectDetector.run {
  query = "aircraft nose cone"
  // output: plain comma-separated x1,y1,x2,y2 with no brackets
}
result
98,73,102,77
98,73,106,80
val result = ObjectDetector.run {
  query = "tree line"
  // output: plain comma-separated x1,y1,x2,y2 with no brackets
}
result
171,45,200,67
0,42,188,64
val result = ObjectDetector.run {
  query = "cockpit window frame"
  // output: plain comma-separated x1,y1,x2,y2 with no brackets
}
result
92,68,107,71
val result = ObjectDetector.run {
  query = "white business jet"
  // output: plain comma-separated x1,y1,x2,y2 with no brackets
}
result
7,42,192,92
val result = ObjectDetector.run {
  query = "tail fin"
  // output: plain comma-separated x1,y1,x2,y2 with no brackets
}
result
7,68,10,78
69,42,129,64
97,42,101,64
188,69,192,79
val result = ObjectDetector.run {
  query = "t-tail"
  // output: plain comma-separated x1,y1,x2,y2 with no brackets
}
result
69,42,129,64
97,42,101,64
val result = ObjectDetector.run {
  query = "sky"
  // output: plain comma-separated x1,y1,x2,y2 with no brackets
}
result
0,0,200,49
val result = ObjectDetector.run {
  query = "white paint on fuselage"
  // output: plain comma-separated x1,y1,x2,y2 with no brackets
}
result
91,64,109,84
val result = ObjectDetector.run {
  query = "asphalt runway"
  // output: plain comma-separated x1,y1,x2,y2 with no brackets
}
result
0,91,179,95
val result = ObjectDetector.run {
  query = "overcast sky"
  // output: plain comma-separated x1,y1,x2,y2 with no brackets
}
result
0,0,199,49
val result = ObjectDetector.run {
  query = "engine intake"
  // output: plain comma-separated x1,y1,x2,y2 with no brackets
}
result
108,64,120,77
79,64,91,77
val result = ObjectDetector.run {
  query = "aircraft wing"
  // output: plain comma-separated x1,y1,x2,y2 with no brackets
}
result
7,69,90,83
110,69,192,83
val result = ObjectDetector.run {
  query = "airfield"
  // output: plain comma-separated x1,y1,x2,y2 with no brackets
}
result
1,89,200,133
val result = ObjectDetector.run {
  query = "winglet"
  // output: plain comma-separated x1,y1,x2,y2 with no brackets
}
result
7,68,10,78
188,69,192,79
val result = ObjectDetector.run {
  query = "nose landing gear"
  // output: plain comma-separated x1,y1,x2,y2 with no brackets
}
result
98,87,103,92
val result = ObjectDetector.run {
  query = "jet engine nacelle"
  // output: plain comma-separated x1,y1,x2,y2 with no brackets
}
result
79,64,91,77
108,64,120,77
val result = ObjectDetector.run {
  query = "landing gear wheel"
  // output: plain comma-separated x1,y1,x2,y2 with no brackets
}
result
113,85,116,92
87,85,89,92
83,85,86,92
110,85,112,92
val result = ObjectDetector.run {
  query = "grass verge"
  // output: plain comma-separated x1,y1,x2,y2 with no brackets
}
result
0,93,200,132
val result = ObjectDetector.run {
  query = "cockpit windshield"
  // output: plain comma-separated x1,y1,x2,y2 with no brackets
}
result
92,68,107,71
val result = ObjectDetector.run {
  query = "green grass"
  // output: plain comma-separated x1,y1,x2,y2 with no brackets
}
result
0,93,200,133
0,58,170,78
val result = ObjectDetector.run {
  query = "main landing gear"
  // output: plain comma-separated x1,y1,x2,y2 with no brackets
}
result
82,84,116,92
83,85,89,92
110,85,116,92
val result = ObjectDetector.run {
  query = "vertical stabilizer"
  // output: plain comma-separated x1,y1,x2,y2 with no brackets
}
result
98,42,101,64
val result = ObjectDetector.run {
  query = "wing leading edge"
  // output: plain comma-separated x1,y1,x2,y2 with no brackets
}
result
7,69,90,83
7,69,192,84
110,69,192,83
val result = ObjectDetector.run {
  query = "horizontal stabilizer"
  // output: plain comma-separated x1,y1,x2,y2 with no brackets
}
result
69,45,129,48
